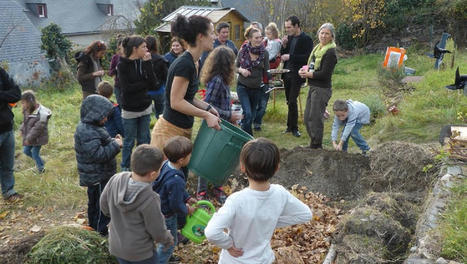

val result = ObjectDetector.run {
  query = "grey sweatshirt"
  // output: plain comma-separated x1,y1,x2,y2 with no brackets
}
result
100,172,173,261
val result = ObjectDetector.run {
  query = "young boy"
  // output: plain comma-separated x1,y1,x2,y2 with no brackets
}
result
331,99,371,154
100,144,174,264
97,81,124,138
152,136,197,263
205,138,312,263
74,95,122,236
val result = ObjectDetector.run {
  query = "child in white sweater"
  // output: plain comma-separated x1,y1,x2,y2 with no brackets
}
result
205,138,312,264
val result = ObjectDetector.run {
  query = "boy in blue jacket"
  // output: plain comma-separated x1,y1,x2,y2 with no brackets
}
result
152,136,196,263
97,81,124,138
331,99,371,154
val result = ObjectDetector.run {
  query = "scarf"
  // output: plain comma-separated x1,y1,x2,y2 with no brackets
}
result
308,41,336,71
238,42,265,71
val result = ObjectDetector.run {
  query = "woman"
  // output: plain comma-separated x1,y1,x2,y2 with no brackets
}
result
299,23,338,149
237,26,270,136
164,37,185,67
254,22,282,131
117,35,156,171
145,35,168,119
151,14,220,152
76,40,107,99
197,46,242,203
108,36,124,105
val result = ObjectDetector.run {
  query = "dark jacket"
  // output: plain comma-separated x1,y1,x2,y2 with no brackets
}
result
104,102,124,138
117,57,155,112
0,67,21,134
20,104,52,146
148,53,168,94
152,161,190,225
307,48,338,89
74,95,121,186
76,52,102,93
236,49,270,89
281,32,313,71
164,51,178,67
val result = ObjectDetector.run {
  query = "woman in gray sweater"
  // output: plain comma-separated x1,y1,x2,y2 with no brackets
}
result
236,26,269,136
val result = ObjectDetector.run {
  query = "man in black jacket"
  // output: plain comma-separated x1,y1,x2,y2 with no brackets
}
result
281,16,313,137
0,67,22,201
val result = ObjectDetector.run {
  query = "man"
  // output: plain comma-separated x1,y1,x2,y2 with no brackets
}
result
280,16,313,137
0,67,22,202
200,22,238,69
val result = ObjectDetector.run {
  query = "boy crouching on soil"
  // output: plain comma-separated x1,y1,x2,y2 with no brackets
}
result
205,138,312,263
152,136,197,263
331,99,371,154
100,144,174,264
74,95,122,236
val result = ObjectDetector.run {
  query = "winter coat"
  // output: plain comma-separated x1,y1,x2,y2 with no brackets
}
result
0,67,21,133
74,95,121,186
76,52,102,93
20,104,52,146
148,53,168,94
117,57,155,112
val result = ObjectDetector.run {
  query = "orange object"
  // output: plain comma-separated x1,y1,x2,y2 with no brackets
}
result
8,103,16,107
383,47,406,68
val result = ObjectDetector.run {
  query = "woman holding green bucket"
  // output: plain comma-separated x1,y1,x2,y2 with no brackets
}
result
150,15,221,152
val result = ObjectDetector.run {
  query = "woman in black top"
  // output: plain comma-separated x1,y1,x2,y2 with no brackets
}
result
151,15,220,151
76,40,107,99
299,23,338,149
117,35,156,171
145,35,168,119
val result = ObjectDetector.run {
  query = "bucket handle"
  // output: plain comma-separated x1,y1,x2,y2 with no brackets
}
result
196,200,216,215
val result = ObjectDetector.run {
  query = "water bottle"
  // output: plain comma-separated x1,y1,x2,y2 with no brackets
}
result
232,103,243,125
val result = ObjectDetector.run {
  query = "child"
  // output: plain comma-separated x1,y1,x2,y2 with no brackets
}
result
152,136,197,264
197,46,242,203
20,90,52,173
100,144,174,264
74,95,122,236
331,99,371,154
205,138,312,263
97,81,124,138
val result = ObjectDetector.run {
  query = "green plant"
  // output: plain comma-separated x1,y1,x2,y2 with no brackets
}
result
40,23,72,71
336,23,356,50
361,94,386,122
26,226,115,264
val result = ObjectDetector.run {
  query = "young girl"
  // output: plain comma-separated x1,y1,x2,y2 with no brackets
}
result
197,46,242,203
20,90,52,173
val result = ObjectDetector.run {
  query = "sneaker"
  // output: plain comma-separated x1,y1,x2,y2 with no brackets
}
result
5,193,23,202
282,128,291,134
38,168,45,174
254,126,262,131
292,130,301,137
213,187,227,204
177,232,189,245
196,191,207,201
169,254,181,263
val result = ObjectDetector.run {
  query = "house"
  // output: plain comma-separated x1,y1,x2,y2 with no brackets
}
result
15,0,148,46
155,5,249,53
0,0,50,85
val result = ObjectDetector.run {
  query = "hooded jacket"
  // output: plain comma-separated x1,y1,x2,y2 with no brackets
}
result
100,172,173,262
74,95,120,186
0,67,21,134
76,52,102,93
20,104,52,146
117,57,155,112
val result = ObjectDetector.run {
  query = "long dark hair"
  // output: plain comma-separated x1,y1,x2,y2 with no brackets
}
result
200,46,235,86
121,35,145,58
145,35,158,54
84,40,107,57
171,15,211,46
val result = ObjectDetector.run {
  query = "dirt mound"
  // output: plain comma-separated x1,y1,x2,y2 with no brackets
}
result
366,141,436,195
0,231,44,264
272,147,371,200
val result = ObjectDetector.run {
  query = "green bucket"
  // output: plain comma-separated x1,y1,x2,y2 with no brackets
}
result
181,200,216,243
189,119,254,186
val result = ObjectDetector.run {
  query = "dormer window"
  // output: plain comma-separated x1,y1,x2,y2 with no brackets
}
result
106,4,113,16
37,4,47,18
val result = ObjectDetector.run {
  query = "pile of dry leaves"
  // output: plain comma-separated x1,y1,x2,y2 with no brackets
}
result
177,184,341,264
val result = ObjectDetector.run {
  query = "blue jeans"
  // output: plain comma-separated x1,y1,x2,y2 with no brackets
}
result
87,179,110,236
23,146,44,171
254,85,270,128
117,251,158,264
156,215,178,264
237,83,262,136
0,130,17,198
150,93,164,119
121,114,151,169
342,123,370,152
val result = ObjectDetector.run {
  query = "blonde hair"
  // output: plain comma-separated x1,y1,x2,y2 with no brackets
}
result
244,26,260,39
265,22,279,39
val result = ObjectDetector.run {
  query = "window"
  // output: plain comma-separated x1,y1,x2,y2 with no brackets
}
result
234,25,240,41
37,4,47,18
107,4,113,16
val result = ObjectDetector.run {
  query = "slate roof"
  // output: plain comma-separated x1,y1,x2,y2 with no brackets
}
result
0,0,44,63
15,0,146,35
218,0,256,22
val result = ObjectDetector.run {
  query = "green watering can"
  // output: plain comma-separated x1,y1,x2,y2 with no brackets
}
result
181,200,216,243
